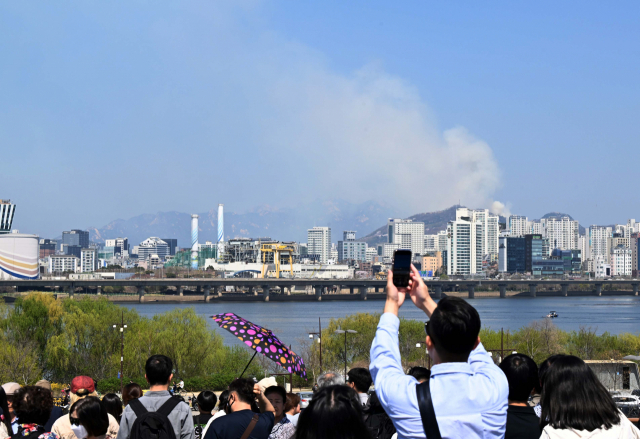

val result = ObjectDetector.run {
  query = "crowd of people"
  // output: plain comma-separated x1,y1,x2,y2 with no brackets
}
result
0,264,639,439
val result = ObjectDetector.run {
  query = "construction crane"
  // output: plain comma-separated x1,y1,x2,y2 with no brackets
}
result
260,243,295,278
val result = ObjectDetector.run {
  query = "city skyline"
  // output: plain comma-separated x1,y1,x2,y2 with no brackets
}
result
2,2,639,237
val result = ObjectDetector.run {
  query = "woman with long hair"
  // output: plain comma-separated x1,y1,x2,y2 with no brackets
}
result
100,394,123,424
295,385,371,439
540,355,640,438
69,397,111,439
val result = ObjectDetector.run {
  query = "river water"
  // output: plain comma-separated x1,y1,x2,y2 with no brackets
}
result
123,296,640,351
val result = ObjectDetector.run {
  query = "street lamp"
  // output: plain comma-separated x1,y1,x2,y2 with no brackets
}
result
112,311,127,395
307,318,323,370
334,328,357,380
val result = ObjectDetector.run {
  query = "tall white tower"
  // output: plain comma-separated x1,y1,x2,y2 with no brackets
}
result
217,204,224,259
191,214,199,270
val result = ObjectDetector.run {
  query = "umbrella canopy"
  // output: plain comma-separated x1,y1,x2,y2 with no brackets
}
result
212,312,307,379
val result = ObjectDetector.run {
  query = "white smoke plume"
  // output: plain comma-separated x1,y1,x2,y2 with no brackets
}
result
490,201,511,217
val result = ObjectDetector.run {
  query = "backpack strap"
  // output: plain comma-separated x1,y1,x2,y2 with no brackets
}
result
416,380,442,439
239,414,259,439
129,399,149,418
157,397,182,418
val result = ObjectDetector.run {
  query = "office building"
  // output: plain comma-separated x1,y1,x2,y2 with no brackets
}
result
422,252,443,274
524,234,544,273
63,245,82,259
337,231,367,262
590,226,613,259
137,237,170,262
0,200,16,234
161,238,178,256
550,249,582,274
610,245,632,277
307,227,331,264
62,230,89,250
388,219,425,255
424,234,437,253
39,239,57,259
436,231,447,252
105,238,129,256
498,236,526,273
365,247,377,262
48,254,79,274
80,248,97,273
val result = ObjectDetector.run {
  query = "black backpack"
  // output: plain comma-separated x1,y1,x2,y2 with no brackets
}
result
129,397,182,439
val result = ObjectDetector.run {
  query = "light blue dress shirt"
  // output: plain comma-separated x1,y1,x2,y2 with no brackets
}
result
370,313,509,439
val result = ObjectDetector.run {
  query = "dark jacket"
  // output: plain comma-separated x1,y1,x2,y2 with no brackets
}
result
363,393,396,439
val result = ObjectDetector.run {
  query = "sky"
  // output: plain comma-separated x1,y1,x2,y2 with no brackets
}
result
1,1,638,238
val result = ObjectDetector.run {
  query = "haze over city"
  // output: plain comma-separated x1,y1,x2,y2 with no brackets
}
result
1,1,638,239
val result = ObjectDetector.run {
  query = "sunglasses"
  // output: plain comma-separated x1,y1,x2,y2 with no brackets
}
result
70,416,81,426
424,321,430,337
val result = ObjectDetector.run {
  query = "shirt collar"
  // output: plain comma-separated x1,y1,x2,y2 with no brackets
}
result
430,361,473,376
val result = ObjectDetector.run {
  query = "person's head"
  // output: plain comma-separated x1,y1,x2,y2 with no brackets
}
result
499,354,538,403
317,372,345,388
12,386,53,427
425,296,481,363
264,386,287,418
35,380,52,392
69,376,98,405
407,366,431,383
537,354,566,394
0,387,11,433
540,355,620,431
227,378,256,412
2,383,20,418
284,393,301,415
296,385,370,439
101,393,123,422
217,390,230,414
70,396,109,439
145,355,174,387
346,368,372,394
196,391,217,414
122,383,143,406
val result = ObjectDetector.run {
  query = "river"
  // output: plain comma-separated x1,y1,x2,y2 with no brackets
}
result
123,296,640,351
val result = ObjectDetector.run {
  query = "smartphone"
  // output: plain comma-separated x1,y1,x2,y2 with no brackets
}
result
392,249,412,288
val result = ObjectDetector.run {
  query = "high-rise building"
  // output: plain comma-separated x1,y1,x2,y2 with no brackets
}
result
80,248,97,273
531,221,544,235
543,217,579,253
457,208,499,260
161,238,177,256
337,231,367,262
610,245,632,277
578,235,590,265
387,219,425,255
105,238,129,256
589,226,613,259
62,230,89,250
446,216,482,275
436,230,448,252
508,215,530,237
39,239,57,259
307,227,331,264
498,236,527,273
137,237,170,262
0,200,16,234
48,254,79,274
524,234,544,273
424,234,437,253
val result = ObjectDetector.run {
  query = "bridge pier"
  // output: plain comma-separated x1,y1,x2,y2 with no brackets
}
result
634,284,639,296
178,286,184,296
138,286,145,303
204,285,211,303
314,285,323,301
561,284,569,297
467,284,475,299
595,283,602,296
529,284,537,298
359,286,367,301
67,285,74,299
349,286,354,295
97,286,102,296
499,284,507,298
432,284,442,299
263,285,270,302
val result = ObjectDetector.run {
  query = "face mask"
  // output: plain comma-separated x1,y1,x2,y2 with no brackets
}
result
71,424,88,439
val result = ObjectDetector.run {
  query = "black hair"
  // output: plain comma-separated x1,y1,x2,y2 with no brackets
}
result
145,355,173,386
540,355,620,431
217,390,230,413
71,396,109,438
0,387,11,434
537,354,566,393
264,386,287,404
101,393,123,423
407,366,431,383
228,378,256,405
428,296,481,361
13,386,53,426
196,391,217,413
296,385,371,439
499,354,538,402
346,368,372,393
122,383,143,406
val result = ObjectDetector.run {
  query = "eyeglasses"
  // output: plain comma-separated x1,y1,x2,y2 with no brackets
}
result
70,416,81,426
424,321,430,337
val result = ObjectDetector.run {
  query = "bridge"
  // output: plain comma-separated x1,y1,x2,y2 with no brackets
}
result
1,278,639,302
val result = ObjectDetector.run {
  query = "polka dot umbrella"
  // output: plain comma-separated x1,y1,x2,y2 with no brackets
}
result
212,312,307,379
